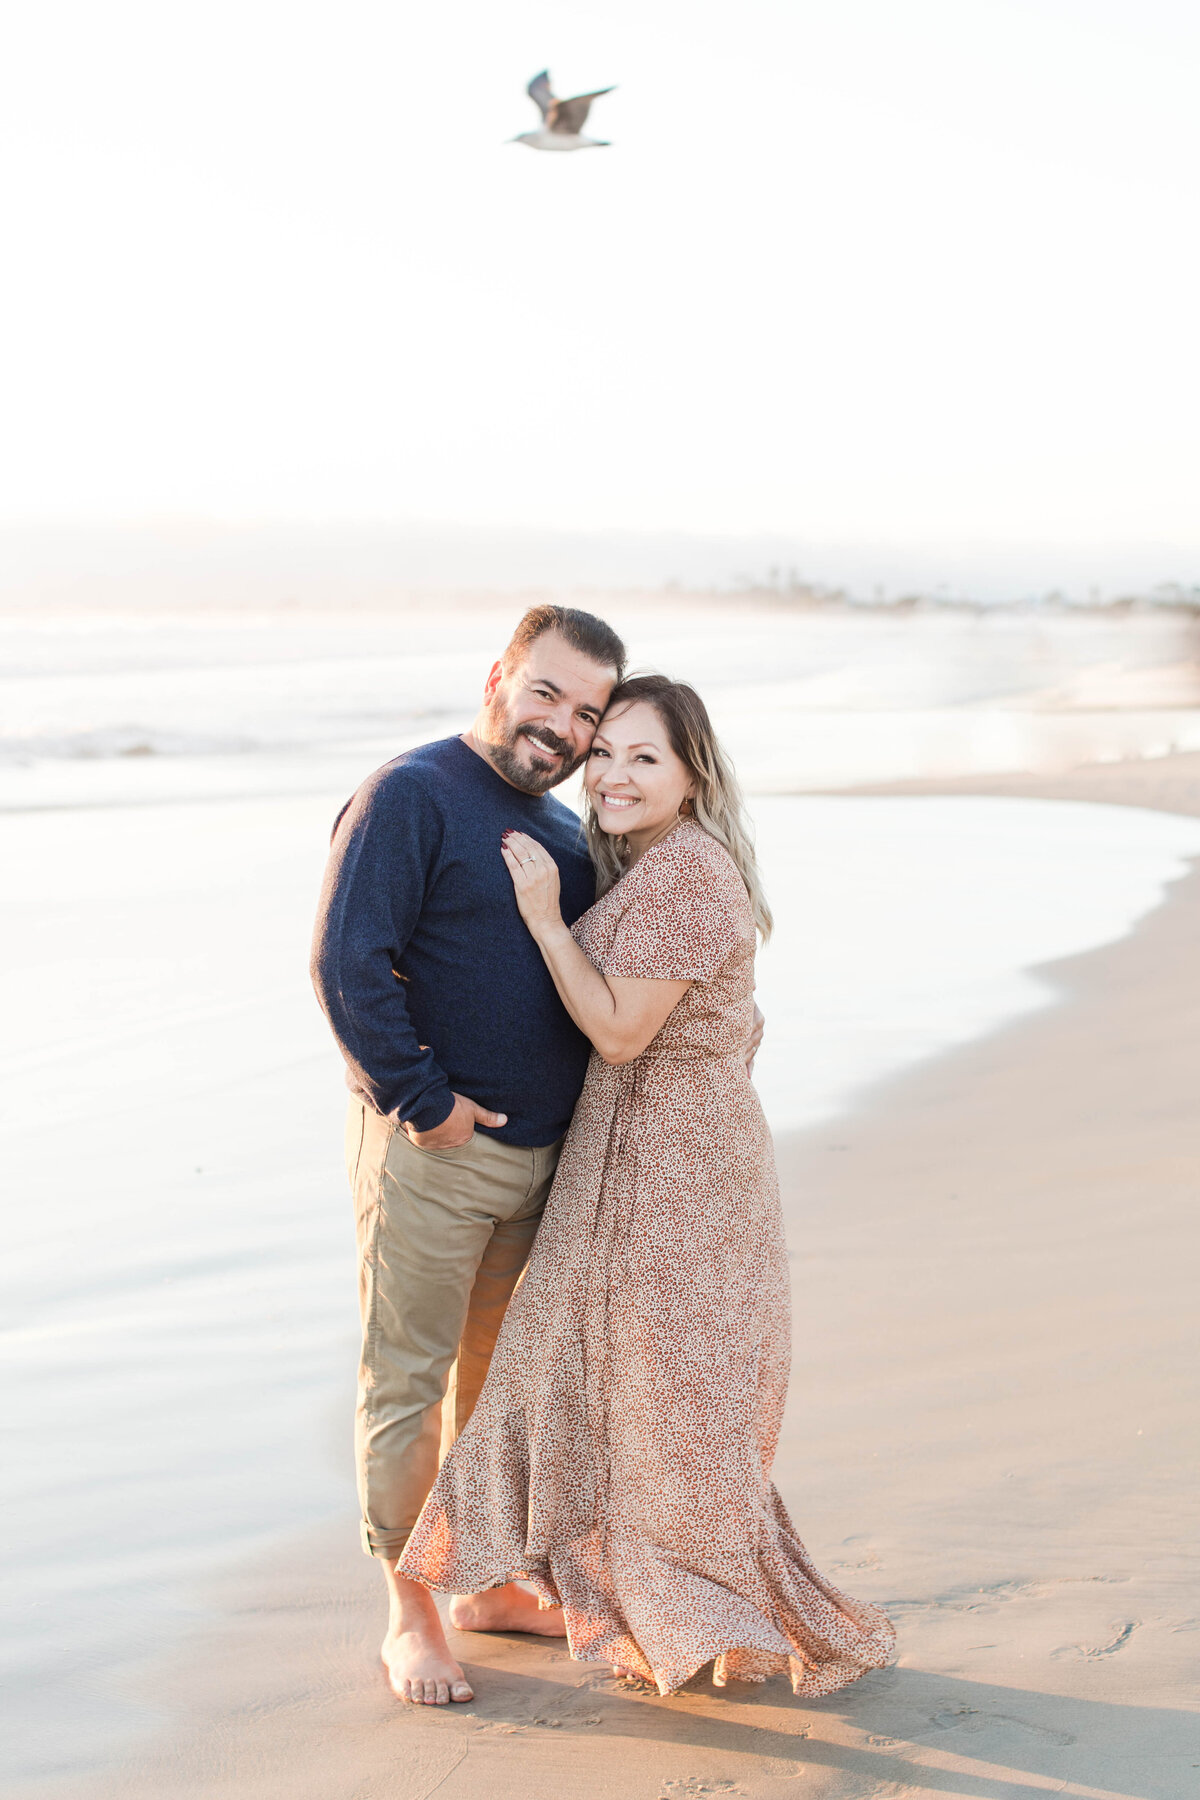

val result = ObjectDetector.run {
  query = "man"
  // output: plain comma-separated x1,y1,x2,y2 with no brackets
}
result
311,605,626,1706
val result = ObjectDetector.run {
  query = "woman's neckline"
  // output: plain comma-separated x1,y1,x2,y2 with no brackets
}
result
620,815,697,878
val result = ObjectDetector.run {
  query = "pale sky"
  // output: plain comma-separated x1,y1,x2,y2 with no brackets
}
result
2,0,1198,569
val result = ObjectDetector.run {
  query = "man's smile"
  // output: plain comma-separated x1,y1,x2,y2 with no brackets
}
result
522,728,567,760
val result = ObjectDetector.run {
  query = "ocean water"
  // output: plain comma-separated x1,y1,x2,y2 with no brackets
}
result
2,600,1200,1781
3,599,1200,809
751,796,1200,1130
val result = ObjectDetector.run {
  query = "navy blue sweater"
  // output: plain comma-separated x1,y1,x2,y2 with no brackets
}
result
310,735,596,1146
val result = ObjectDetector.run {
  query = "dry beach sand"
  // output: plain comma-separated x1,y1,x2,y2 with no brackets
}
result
27,751,1198,1800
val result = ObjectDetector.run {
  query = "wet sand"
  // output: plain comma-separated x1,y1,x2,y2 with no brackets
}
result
21,755,1200,1800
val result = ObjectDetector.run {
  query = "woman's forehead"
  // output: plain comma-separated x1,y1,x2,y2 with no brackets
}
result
596,699,668,745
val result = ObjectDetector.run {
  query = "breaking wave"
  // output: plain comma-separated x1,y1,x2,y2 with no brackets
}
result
0,725,263,763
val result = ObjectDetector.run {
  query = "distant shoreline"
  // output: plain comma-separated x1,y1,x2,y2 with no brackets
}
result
1,519,1198,612
822,744,1200,822
2,586,1199,617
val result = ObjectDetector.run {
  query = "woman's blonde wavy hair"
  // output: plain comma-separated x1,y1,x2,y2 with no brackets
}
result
582,674,773,941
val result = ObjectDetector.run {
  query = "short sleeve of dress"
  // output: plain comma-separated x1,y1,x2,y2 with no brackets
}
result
602,840,743,982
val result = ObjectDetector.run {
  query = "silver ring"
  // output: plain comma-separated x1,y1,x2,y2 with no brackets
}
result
520,856,536,865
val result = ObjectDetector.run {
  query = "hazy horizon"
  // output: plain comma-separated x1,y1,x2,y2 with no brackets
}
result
2,519,1199,611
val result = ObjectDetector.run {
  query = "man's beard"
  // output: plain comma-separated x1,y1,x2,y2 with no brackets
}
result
484,705,582,796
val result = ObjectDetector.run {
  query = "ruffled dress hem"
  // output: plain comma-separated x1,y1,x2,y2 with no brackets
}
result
397,1522,896,1698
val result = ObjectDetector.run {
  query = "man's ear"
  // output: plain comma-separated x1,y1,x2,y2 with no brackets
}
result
481,660,505,706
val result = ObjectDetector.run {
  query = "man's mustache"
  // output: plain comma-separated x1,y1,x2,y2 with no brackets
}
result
516,723,574,761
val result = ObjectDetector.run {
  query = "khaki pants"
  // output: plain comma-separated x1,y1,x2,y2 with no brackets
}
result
346,1098,561,1562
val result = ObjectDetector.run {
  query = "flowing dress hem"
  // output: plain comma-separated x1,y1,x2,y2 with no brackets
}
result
558,1635,892,1700
396,1544,896,1699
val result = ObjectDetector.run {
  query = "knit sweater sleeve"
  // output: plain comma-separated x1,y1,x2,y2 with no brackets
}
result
310,765,455,1133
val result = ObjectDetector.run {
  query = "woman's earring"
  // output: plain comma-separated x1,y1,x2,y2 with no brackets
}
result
678,796,694,819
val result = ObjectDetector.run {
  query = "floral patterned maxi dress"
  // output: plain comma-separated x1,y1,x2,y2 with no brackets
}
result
399,821,895,1695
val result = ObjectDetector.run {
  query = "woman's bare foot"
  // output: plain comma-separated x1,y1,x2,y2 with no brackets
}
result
448,1581,567,1637
381,1568,474,1705
610,1662,648,1684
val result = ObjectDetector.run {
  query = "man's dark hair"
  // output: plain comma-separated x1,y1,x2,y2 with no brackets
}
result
502,605,626,680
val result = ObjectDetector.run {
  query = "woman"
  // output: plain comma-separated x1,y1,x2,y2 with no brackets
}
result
399,676,895,1696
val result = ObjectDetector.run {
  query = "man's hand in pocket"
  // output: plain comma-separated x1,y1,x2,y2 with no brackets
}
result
406,1093,507,1149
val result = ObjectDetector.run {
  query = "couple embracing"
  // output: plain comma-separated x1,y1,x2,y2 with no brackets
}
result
311,606,893,1706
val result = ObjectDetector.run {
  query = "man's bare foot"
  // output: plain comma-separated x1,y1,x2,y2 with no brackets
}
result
448,1581,567,1637
381,1567,473,1705
382,1626,474,1705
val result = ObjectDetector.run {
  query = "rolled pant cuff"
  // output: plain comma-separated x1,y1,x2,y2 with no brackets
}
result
360,1519,414,1562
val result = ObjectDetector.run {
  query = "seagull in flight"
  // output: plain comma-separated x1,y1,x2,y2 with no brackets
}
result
512,69,615,151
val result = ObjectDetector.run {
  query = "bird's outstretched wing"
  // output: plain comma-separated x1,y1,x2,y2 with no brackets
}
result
550,86,615,135
527,70,554,118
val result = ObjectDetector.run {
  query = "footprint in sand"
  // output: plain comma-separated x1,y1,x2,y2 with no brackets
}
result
925,1706,1073,1747
659,1782,744,1797
1051,1619,1140,1661
830,1537,883,1573
897,1573,1130,1616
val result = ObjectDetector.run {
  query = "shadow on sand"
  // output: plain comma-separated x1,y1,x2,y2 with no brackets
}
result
439,1642,1194,1800
23,1520,1196,1800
